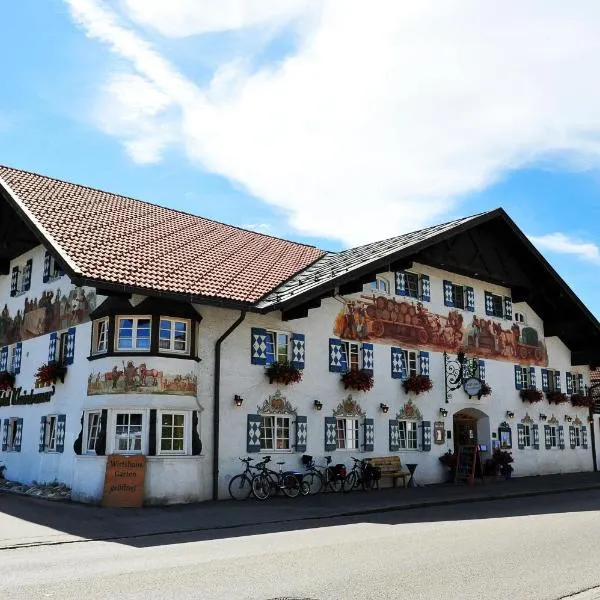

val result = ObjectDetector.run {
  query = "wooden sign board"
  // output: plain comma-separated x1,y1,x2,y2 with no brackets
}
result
454,445,478,485
102,455,147,508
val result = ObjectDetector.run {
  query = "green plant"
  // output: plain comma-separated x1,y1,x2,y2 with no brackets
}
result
265,362,303,385
438,450,457,469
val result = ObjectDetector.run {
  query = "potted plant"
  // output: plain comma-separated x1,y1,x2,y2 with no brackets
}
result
546,391,569,404
0,464,5,480
0,371,15,391
477,382,492,399
492,448,514,480
571,393,593,408
265,361,303,386
402,374,433,395
341,369,374,392
519,388,543,403
35,363,67,386
439,450,457,482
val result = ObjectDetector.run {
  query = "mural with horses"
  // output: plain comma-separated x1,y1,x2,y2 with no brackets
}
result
0,286,97,346
333,294,548,366
87,360,198,396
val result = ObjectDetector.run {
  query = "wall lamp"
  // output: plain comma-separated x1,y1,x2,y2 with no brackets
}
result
439,407,448,417
565,415,573,423
588,416,594,423
313,400,323,411
380,403,389,414
234,394,244,408
539,413,547,421
505,411,515,419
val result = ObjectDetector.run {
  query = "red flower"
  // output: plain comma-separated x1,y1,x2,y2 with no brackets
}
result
402,374,433,395
519,388,543,403
35,363,67,386
265,362,303,386
571,394,593,408
341,369,374,392
546,391,569,404
0,371,15,391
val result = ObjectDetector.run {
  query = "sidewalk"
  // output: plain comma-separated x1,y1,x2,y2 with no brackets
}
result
1,471,599,549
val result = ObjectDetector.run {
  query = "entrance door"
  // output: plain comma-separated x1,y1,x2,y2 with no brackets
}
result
453,415,478,452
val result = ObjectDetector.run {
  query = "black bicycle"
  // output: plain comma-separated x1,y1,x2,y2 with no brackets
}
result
301,455,344,494
228,457,261,500
251,457,302,500
342,457,379,493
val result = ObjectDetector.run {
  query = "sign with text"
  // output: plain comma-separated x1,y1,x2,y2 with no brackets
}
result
102,455,147,508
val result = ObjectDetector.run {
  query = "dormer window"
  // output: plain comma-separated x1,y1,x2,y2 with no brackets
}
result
92,319,109,355
159,318,190,354
370,277,390,294
116,316,151,351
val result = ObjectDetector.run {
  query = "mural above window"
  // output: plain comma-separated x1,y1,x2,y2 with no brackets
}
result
87,361,197,396
333,295,548,366
0,285,97,346
257,390,297,415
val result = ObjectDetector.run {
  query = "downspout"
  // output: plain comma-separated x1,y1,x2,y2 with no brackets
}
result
213,310,247,500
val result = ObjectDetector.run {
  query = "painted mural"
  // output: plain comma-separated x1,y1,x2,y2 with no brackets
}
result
0,286,97,346
87,361,198,396
333,294,548,366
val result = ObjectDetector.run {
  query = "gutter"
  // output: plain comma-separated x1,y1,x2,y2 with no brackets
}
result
213,310,247,501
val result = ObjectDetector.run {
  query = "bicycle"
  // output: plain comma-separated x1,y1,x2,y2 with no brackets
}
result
342,457,378,493
301,455,344,494
228,457,261,501
251,456,302,500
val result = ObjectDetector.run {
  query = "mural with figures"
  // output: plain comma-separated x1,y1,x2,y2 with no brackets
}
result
87,361,197,396
333,294,548,366
0,286,97,346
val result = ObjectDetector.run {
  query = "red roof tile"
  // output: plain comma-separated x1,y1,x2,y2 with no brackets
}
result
0,166,325,304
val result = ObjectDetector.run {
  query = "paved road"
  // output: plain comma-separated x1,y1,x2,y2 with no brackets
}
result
2,489,600,599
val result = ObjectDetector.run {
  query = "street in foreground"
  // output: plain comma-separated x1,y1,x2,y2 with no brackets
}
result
1,489,600,600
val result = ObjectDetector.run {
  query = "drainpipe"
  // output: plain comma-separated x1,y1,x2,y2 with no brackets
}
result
213,311,247,500
589,407,597,472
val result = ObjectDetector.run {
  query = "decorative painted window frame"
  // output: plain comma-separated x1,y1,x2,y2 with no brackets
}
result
256,390,297,453
396,399,423,451
333,395,365,451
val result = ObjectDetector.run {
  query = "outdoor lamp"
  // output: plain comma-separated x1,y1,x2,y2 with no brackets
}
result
380,403,389,414
313,400,323,411
506,411,515,419
564,415,573,423
539,413,547,421
234,394,244,407
439,407,448,417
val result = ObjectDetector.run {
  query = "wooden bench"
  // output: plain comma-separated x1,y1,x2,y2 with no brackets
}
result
365,456,411,489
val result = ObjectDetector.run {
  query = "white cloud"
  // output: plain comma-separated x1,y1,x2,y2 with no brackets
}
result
530,233,600,266
243,223,272,235
66,0,600,245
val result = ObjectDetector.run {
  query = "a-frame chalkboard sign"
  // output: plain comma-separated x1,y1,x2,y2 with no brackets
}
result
454,445,478,485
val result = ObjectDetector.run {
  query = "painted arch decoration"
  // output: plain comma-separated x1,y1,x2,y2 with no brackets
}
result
333,294,548,366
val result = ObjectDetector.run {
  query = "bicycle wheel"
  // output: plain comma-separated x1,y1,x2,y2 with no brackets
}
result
362,470,374,492
228,474,252,501
304,471,324,495
252,473,271,500
282,473,301,498
342,470,358,493
328,475,343,493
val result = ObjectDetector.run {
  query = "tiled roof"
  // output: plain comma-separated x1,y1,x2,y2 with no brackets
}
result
257,213,486,309
0,166,324,305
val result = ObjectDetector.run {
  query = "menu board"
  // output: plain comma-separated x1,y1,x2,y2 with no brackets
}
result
102,455,147,508
454,445,477,485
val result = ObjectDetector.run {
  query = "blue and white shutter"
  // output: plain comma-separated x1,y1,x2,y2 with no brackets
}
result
361,343,374,374
541,369,549,392
324,416,337,452
582,426,588,450
478,359,486,382
443,280,454,307
14,418,23,452
529,367,537,389
13,342,22,374
566,372,573,394
395,271,407,296
0,347,8,372
389,420,400,452
514,365,522,390
544,425,551,449
39,416,47,452
363,418,374,452
466,287,475,312
48,332,58,363
504,297,513,320
290,333,306,369
329,338,345,372
250,328,268,365
22,259,33,292
484,292,494,316
64,327,76,365
420,275,431,302
421,421,432,452
578,374,585,394
558,425,565,450
1,419,8,451
246,414,261,453
43,251,52,283
419,351,430,377
10,266,19,297
295,415,307,453
569,425,576,449
517,424,525,450
56,414,66,453
554,371,561,392
532,424,540,450
391,347,404,379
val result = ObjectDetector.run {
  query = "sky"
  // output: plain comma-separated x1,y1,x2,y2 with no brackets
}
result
1,1,599,316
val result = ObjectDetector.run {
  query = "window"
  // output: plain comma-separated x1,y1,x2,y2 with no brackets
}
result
399,420,419,450
574,426,581,448
342,341,360,371
159,412,186,454
45,415,57,452
260,415,291,451
546,369,556,393
405,272,420,299
159,318,190,354
92,319,109,355
520,366,530,389
370,277,390,294
6,418,18,451
114,412,144,453
336,417,359,450
47,255,63,281
86,411,102,453
514,312,526,324
523,425,531,449
451,284,467,310
489,293,504,318
265,330,289,365
116,317,151,351
549,426,557,448
8,346,15,374
403,350,418,377
572,374,582,394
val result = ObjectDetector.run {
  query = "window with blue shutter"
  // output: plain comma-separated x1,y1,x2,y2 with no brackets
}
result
56,414,66,453
290,333,306,369
541,369,549,392
363,418,374,452
250,328,268,365
566,372,573,394
484,292,494,316
43,251,52,283
582,426,588,450
64,327,76,365
554,371,561,392
443,280,454,307
391,347,404,379
39,416,47,452
10,266,19,297
389,420,400,451
13,342,22,374
478,359,486,382
558,425,565,450
247,414,261,453
0,346,7,372
421,421,432,451
532,424,540,450
514,365,522,390
420,275,431,302
544,425,551,449
324,416,337,452
361,343,374,374
578,374,585,394
419,351,430,377
529,367,537,389
22,259,32,292
329,338,345,372
295,415,307,452
569,425,576,449
48,332,58,363
504,297,513,320
466,287,475,312
395,271,407,296
517,424,525,450
14,418,23,452
1,419,8,451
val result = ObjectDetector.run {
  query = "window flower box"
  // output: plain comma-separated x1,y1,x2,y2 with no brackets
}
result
571,393,593,408
402,374,433,395
265,362,303,386
478,382,492,399
341,369,374,392
546,391,569,404
519,388,543,403
0,371,15,391
35,363,67,386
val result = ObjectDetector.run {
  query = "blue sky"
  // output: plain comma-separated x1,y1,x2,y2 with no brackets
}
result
1,1,599,317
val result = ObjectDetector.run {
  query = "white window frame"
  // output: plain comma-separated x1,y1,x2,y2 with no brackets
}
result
265,330,290,365
84,411,102,455
487,292,505,318
549,425,558,449
47,255,63,281
451,284,467,310
116,316,152,352
6,417,18,452
342,340,361,371
404,272,421,299
259,414,292,452
399,420,420,450
13,265,26,296
370,277,391,294
546,368,556,393
572,374,582,395
92,319,109,355
523,424,531,449
45,415,58,452
112,410,146,455
158,410,190,455
158,318,191,355
520,366,530,389
403,350,418,377
336,417,360,451
514,312,526,324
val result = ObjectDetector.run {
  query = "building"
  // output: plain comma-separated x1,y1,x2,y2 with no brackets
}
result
1,165,599,504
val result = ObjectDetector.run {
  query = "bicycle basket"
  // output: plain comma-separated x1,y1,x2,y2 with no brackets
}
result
301,454,313,466
366,464,381,481
328,464,347,480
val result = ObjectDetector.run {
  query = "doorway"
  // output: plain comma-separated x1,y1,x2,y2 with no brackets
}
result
453,408,491,454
